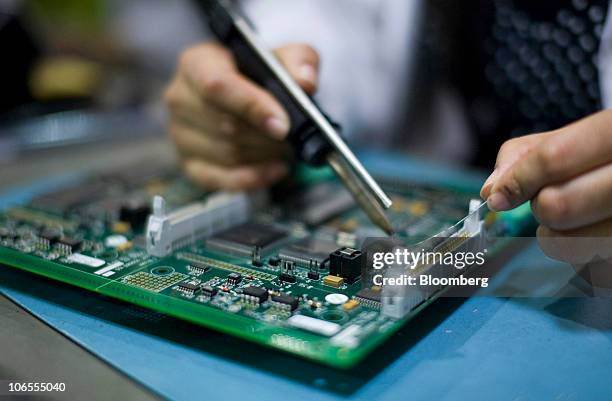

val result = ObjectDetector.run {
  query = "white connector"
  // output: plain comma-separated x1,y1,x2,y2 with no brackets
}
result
145,192,254,257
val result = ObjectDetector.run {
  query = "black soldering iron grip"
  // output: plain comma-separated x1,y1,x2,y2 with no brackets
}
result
195,0,335,166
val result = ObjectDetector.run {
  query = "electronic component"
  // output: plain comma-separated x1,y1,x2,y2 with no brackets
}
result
329,247,363,283
67,253,105,268
278,237,337,268
187,263,210,275
39,229,61,245
279,260,297,283
201,285,218,298
251,246,263,266
242,286,268,304
287,315,341,336
176,280,201,296
330,325,362,348
207,222,286,258
227,272,242,285
381,199,486,319
105,235,129,248
323,275,344,288
307,268,320,281
146,192,253,257
342,299,360,311
112,221,131,234
355,287,382,304
119,200,151,229
285,182,355,226
325,293,349,305
58,237,82,251
271,293,299,311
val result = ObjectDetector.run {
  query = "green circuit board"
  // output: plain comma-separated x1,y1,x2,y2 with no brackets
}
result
0,163,531,368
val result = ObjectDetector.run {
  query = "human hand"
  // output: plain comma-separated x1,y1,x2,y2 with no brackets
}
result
165,42,320,190
481,110,612,264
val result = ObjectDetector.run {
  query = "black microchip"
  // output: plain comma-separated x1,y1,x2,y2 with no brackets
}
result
307,271,320,280
242,286,268,303
356,287,381,303
201,285,218,297
177,281,200,293
40,229,61,244
207,223,286,256
59,237,82,249
188,263,210,275
268,257,280,266
279,273,297,283
271,294,299,311
227,272,242,285
278,237,338,268
119,200,151,229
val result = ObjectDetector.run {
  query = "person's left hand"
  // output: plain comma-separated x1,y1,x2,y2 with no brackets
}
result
480,110,612,264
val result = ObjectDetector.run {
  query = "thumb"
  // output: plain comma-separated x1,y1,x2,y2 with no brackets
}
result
274,44,320,95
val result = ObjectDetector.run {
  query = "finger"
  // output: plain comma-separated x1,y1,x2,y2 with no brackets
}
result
531,162,612,231
274,43,320,95
181,43,290,139
537,221,612,265
170,122,291,165
488,110,612,211
480,133,551,199
183,158,289,191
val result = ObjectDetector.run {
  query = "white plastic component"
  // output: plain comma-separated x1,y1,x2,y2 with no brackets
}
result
94,261,124,276
325,293,349,305
145,192,253,257
287,315,341,336
105,235,128,248
331,324,362,348
464,199,484,235
381,199,486,319
67,253,105,268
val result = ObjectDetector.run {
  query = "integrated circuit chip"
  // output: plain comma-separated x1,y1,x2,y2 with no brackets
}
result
278,237,338,268
271,293,299,311
206,222,286,257
242,286,268,303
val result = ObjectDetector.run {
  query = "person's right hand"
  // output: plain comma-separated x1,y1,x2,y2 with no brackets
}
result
165,42,320,190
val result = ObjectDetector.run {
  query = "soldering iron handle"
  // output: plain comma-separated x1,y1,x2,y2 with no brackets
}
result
197,0,337,166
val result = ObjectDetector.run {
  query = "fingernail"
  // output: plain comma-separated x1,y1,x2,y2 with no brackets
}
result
298,64,317,84
487,192,511,211
480,169,497,198
265,117,290,139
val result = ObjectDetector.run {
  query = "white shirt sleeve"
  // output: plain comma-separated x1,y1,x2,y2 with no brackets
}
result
241,0,421,145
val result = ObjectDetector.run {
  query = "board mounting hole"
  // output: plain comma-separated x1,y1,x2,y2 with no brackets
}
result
151,266,174,276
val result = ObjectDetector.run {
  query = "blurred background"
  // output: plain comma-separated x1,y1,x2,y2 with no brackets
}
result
0,0,208,182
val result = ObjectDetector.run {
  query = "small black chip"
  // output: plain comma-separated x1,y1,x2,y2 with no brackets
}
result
242,286,268,303
307,271,320,280
268,257,280,266
40,229,61,244
177,280,200,295
207,222,286,257
59,237,82,250
201,285,218,297
227,272,242,285
271,294,299,311
355,287,381,303
279,273,297,283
